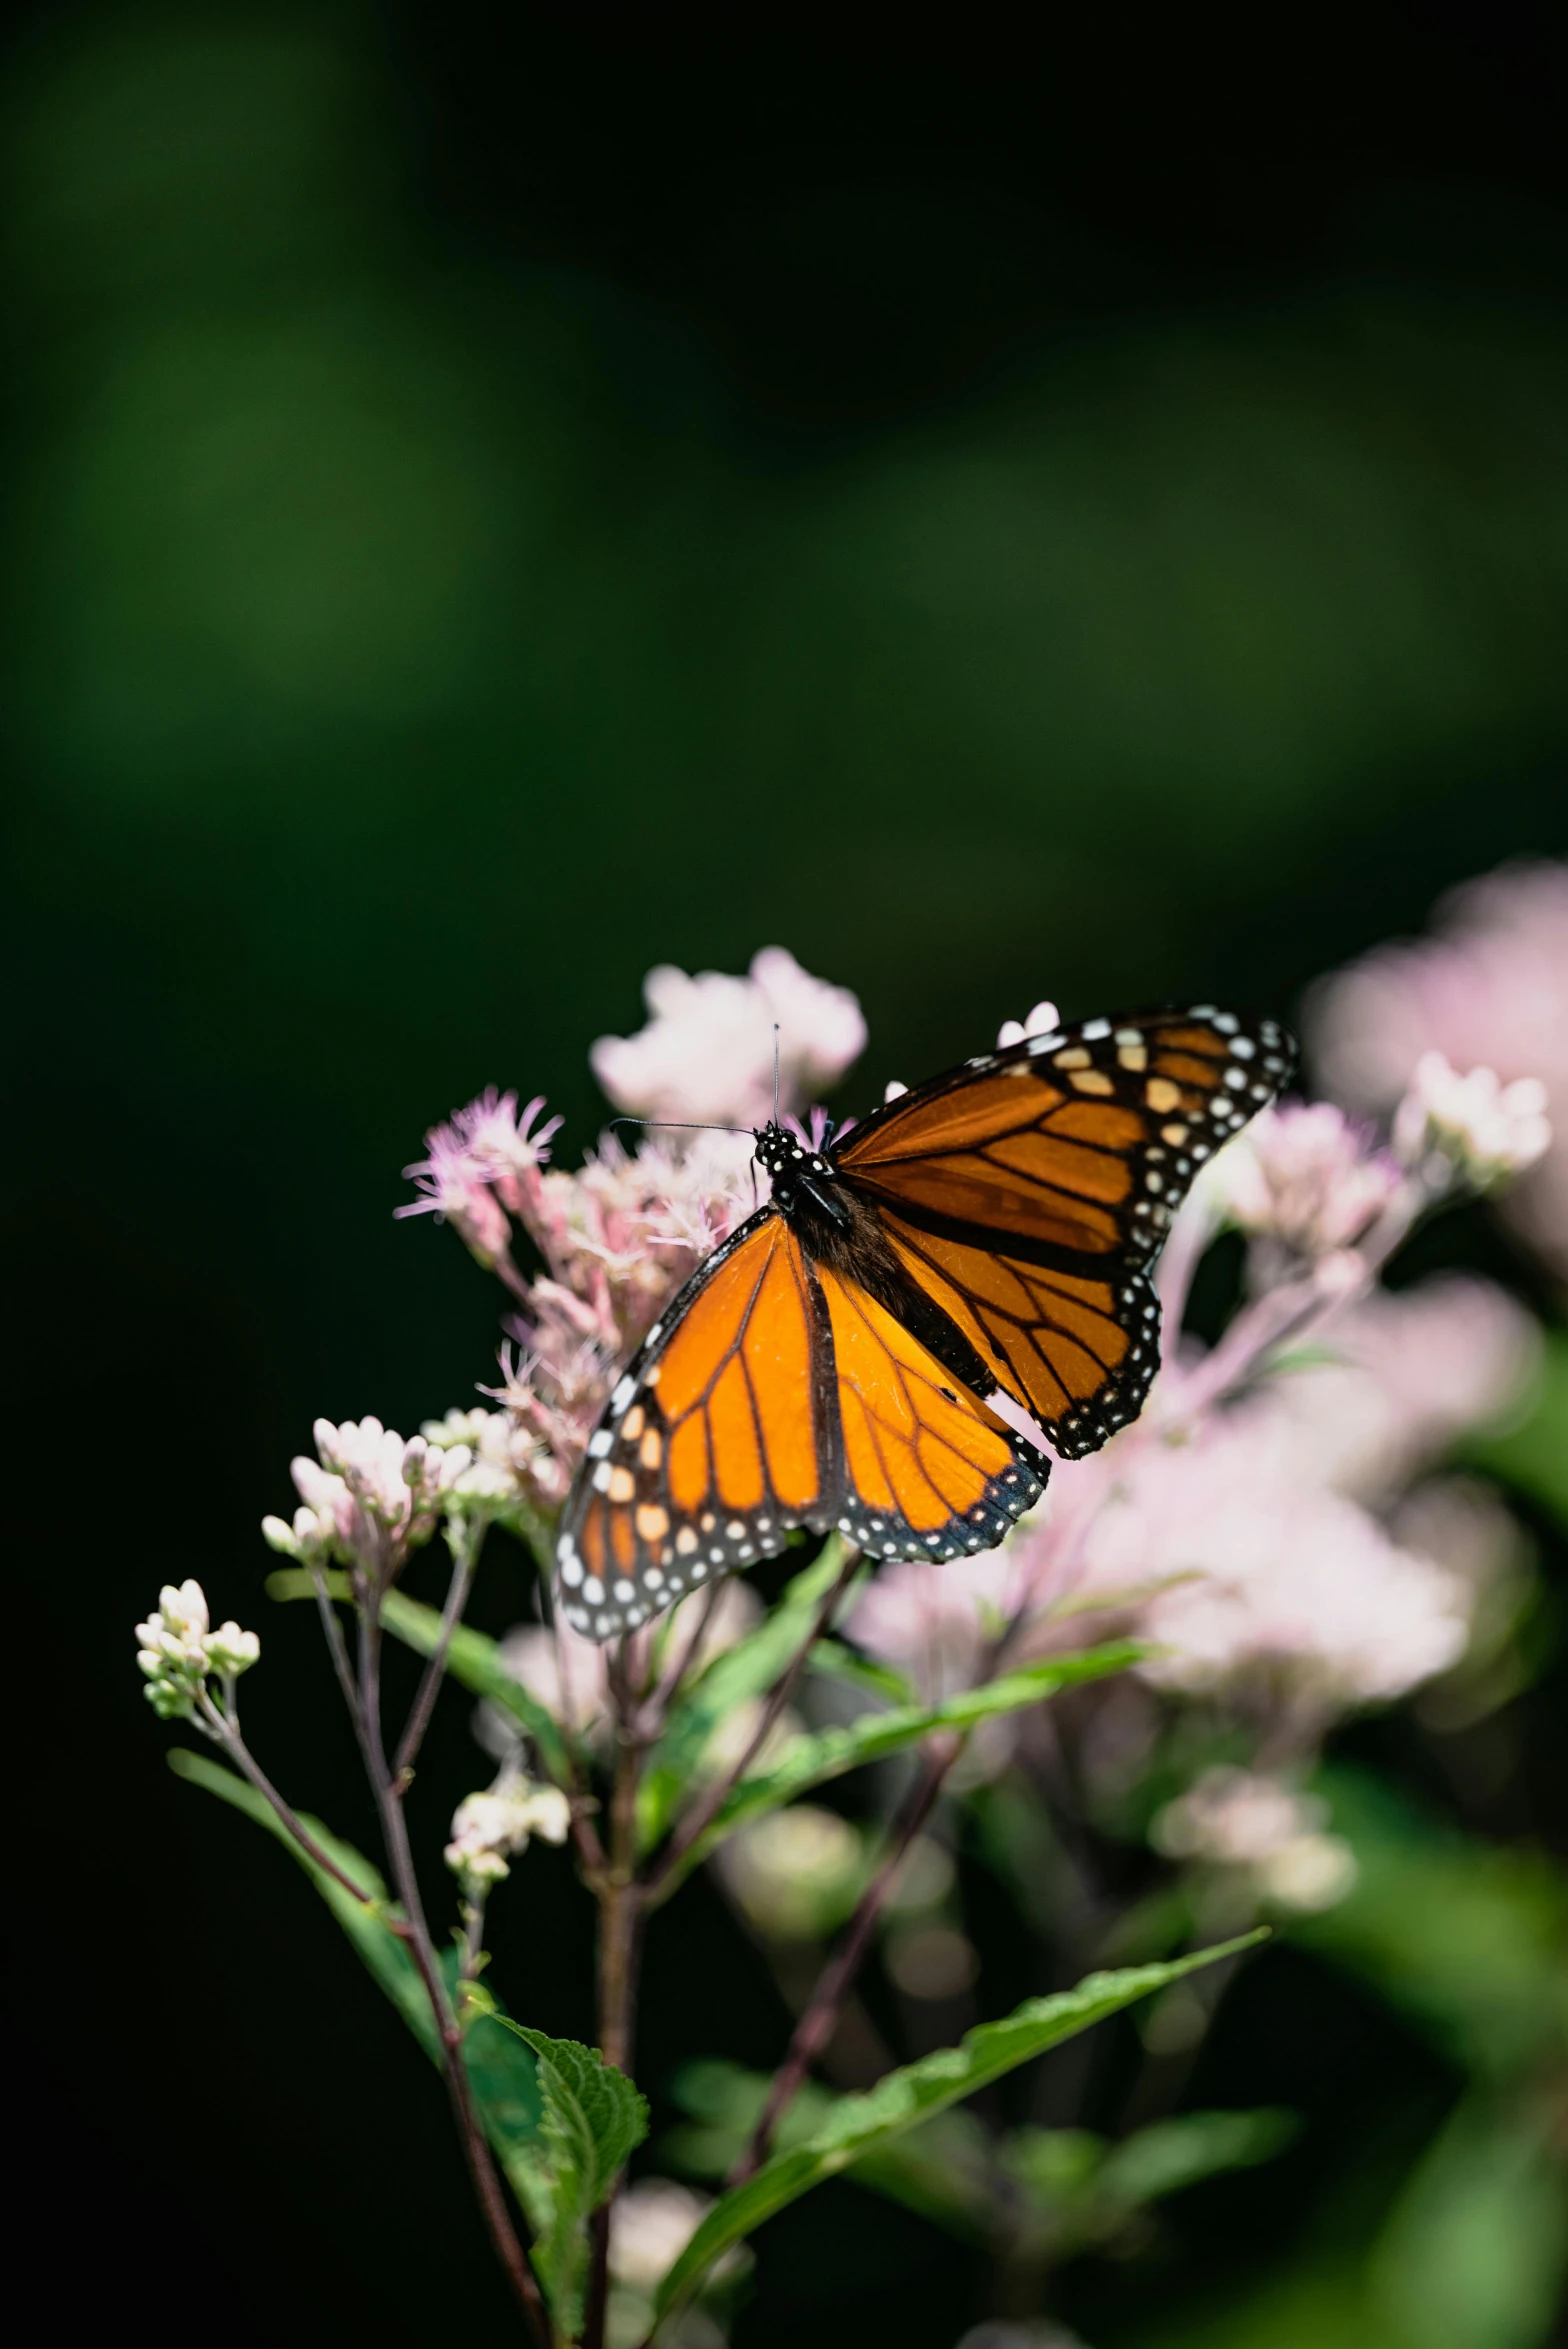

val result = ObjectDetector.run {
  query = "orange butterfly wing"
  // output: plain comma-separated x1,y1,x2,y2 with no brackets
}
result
557,1210,827,1639
815,1266,1046,1563
834,1007,1293,1455
556,1215,1049,1639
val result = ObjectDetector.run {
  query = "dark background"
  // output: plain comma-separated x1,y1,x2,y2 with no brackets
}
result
7,4,1567,2342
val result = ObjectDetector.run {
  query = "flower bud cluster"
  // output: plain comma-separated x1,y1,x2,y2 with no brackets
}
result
261,1416,480,1583
135,1580,259,1719
1151,1766,1357,1914
444,1763,572,1894
1393,1051,1552,1193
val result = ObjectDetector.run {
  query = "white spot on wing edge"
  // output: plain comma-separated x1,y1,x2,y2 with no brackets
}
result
982,1385,1055,1459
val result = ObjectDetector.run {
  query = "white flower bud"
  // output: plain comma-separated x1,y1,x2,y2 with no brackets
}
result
208,1623,260,1674
261,1514,299,1556
1394,1052,1553,1190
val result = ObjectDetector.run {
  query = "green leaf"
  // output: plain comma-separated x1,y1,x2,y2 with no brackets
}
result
1093,2106,1298,2210
665,2062,1293,2255
506,2029,649,2204
488,2024,648,2333
166,1750,550,2207
1295,1767,1568,2084
808,1640,918,1707
652,1931,1267,2320
660,1642,1147,1887
1463,1330,1568,1527
637,1539,857,1847
665,2058,997,2240
167,1746,436,2051
266,1567,577,1789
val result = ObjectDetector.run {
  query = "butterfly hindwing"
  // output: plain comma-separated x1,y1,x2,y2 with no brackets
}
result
814,1267,1048,1562
831,1006,1293,1455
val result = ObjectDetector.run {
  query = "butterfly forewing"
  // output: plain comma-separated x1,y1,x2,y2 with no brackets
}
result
831,1006,1293,1455
556,1211,829,1639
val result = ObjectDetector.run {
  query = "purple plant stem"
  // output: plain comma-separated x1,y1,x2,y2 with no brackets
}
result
728,1729,965,2188
197,1697,379,1906
392,1519,483,1781
583,1646,649,2349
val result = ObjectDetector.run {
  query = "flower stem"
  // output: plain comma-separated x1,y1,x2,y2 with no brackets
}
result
393,1516,484,1781
195,1695,378,1906
728,1729,965,2187
355,1587,552,2347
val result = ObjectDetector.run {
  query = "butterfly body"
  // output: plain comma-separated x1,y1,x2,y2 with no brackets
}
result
555,1006,1293,1640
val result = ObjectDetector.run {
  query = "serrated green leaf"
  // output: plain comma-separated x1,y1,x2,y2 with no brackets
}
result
636,1540,856,1847
264,1569,577,1789
506,2028,649,2204
486,2024,647,2331
659,1642,1146,1888
166,1750,550,2211
653,1932,1266,2321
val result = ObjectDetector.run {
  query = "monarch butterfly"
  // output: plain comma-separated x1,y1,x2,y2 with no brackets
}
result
556,1005,1293,1640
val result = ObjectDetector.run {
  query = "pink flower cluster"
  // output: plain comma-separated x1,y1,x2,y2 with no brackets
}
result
1309,860,1567,1267
590,948,866,1129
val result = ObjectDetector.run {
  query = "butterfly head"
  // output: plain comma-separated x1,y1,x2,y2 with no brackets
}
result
754,1120,848,1226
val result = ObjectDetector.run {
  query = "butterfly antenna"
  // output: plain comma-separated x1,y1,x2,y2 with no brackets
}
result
606,1115,756,1138
773,1023,781,1125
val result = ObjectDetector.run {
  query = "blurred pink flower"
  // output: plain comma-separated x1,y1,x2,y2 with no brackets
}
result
1258,1272,1540,1506
1204,1100,1405,1263
1308,861,1568,1266
846,1542,1059,1704
1073,1413,1471,1712
475,1578,761,1756
589,948,866,1128
980,1269,1532,1723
